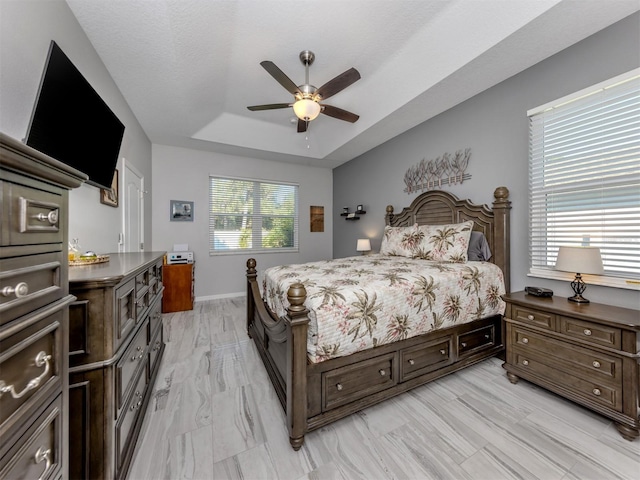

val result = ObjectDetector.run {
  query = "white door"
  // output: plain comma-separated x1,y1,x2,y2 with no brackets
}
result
122,160,144,252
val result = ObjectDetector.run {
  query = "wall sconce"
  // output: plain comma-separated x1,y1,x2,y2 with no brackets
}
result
356,238,371,255
555,246,604,303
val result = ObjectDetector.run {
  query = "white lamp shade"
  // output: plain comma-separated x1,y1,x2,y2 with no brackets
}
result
356,238,371,252
555,246,604,275
293,99,321,121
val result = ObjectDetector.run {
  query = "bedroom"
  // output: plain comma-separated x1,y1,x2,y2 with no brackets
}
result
0,1,638,479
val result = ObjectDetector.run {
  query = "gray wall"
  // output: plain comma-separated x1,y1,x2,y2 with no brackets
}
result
334,12,640,310
152,144,333,299
0,0,153,254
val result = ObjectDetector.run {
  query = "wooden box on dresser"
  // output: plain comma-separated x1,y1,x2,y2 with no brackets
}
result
502,291,640,441
67,252,165,480
0,133,86,479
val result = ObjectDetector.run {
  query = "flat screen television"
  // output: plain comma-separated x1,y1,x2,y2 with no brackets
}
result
25,41,125,190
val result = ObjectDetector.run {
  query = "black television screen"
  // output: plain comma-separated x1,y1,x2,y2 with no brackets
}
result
26,41,125,190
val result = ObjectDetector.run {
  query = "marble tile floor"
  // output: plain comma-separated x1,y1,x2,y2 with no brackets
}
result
127,297,639,480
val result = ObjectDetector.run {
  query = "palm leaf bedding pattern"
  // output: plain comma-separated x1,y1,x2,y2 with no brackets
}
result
262,254,505,363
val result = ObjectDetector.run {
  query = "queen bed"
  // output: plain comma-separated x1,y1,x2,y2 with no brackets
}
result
245,187,511,450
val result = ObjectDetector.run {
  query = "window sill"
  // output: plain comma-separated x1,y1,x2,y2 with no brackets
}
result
528,268,640,291
209,248,299,256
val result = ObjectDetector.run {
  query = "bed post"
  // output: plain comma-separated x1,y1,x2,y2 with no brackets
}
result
246,258,257,337
285,283,309,451
385,205,394,226
492,187,511,292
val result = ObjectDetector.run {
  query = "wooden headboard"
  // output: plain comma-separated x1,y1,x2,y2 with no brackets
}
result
385,187,511,292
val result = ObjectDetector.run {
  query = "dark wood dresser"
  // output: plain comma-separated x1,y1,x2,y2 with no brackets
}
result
0,133,86,479
162,262,194,313
503,291,640,441
67,252,165,479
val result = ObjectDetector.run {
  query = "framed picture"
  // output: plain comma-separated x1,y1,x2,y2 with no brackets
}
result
100,169,119,207
170,200,194,221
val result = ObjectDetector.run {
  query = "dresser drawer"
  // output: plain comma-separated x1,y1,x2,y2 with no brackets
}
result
0,303,64,440
4,180,63,247
559,316,621,349
511,305,555,330
0,395,62,480
115,278,136,345
511,327,622,385
149,323,163,375
511,350,622,411
115,364,147,476
400,336,451,381
458,324,495,356
115,322,149,411
0,252,63,326
322,353,397,411
148,298,163,342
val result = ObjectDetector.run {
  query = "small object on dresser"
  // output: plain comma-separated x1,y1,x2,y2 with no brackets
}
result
525,286,553,297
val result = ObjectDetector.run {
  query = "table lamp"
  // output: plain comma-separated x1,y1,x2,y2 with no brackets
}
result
555,246,604,303
356,238,371,255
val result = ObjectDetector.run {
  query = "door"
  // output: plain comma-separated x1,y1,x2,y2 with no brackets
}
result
122,160,144,252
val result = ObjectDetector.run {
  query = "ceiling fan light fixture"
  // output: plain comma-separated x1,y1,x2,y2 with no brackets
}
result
293,98,321,121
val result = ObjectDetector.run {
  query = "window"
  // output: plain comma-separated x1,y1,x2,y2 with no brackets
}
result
209,176,298,254
528,69,640,288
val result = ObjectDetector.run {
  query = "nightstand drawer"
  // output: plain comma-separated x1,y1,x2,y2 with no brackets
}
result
511,350,622,411
511,305,555,330
559,316,621,349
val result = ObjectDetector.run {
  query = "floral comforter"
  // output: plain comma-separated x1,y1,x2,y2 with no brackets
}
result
262,254,506,363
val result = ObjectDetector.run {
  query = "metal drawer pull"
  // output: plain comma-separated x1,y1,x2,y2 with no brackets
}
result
0,351,52,399
1,281,29,298
522,360,529,366
583,329,592,336
379,369,386,376
34,446,52,480
461,342,467,348
522,337,529,344
592,361,601,369
336,383,343,391
593,388,601,396
408,359,415,365
440,349,446,355
131,346,144,362
35,210,58,225
527,314,534,321
484,334,490,339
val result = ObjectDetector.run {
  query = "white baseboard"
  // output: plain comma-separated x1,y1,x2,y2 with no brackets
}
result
195,292,244,303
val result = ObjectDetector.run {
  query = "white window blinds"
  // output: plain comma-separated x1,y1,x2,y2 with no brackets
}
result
528,69,640,281
209,176,298,254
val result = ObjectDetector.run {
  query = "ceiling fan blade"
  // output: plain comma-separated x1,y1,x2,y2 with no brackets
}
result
247,103,291,111
260,61,301,96
321,105,359,123
315,67,361,100
297,119,308,133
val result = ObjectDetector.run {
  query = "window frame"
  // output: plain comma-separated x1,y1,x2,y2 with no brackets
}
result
527,68,640,291
209,175,299,256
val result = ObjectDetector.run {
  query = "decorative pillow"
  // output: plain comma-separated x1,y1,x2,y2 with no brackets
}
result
468,231,492,261
413,220,473,262
379,224,420,257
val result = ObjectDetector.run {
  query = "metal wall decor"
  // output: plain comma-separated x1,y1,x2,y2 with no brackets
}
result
403,148,471,194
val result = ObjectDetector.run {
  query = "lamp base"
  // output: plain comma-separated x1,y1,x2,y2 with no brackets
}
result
568,294,590,304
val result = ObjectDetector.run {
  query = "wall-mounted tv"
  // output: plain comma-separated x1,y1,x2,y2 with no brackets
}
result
26,41,125,190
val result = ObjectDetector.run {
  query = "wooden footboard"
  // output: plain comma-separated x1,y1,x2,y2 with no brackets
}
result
246,259,504,450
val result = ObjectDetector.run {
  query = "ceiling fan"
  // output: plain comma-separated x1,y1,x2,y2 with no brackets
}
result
247,50,361,133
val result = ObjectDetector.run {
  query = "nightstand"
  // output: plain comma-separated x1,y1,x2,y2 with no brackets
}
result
502,291,640,441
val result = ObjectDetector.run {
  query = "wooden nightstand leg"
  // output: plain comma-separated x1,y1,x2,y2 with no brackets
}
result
506,372,519,384
615,422,640,441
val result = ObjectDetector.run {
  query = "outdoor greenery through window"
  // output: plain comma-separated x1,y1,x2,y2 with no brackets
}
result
528,68,640,286
209,176,298,254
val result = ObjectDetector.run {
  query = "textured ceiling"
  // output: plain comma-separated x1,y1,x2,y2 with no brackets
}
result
66,0,639,168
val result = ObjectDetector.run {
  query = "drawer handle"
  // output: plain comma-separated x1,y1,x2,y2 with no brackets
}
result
379,369,386,376
592,361,601,369
522,359,529,366
593,388,601,396
1,281,29,298
527,314,534,321
34,446,52,480
522,337,529,344
440,349,446,355
0,351,52,399
35,210,58,225
461,342,467,348
408,359,415,365
484,334,490,339
583,329,592,336
336,383,343,391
